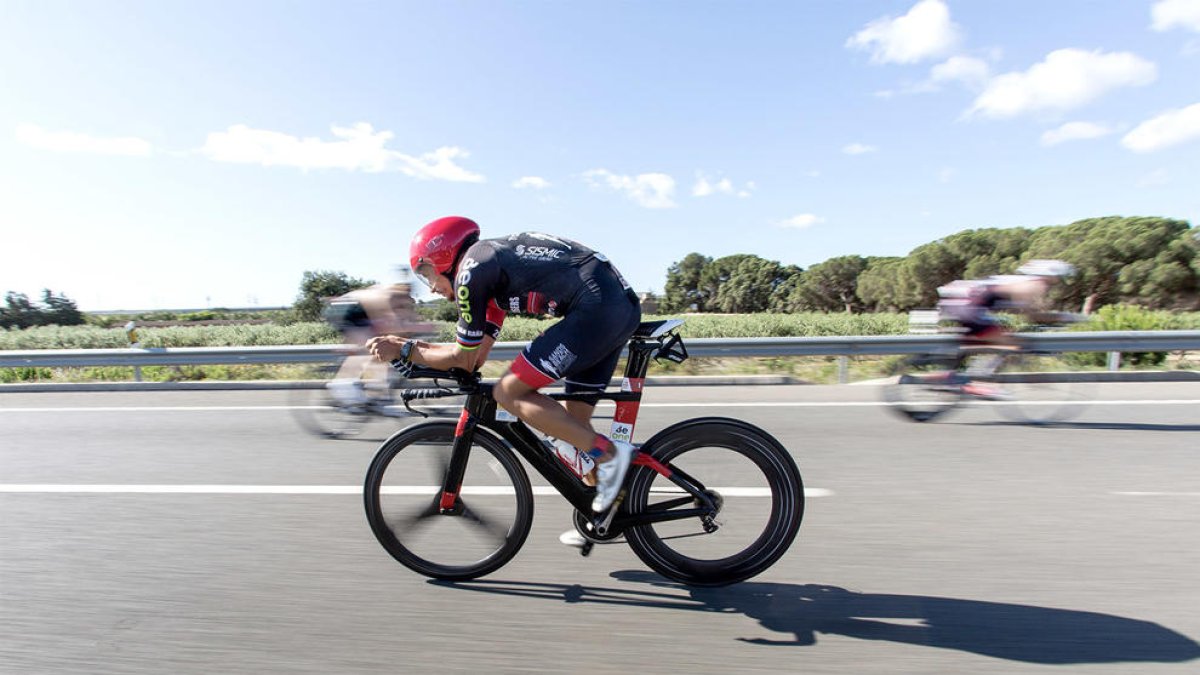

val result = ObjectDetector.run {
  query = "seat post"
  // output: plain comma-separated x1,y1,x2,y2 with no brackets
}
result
622,339,657,380
608,338,658,443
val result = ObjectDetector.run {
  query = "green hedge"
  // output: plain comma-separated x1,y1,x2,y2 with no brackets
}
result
5,311,1200,350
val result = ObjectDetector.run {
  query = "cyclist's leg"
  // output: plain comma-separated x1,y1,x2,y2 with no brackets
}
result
494,308,633,450
960,317,1017,398
328,326,375,405
495,280,640,510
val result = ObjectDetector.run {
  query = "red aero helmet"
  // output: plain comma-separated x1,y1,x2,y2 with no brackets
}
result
409,216,480,277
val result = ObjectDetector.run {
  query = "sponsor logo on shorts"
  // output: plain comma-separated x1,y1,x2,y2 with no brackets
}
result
539,343,577,378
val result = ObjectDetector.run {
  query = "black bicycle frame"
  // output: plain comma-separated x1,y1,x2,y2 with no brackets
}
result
434,328,716,531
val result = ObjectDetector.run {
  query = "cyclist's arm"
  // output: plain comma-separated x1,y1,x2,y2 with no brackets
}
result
408,338,491,372
368,260,508,372
365,335,490,371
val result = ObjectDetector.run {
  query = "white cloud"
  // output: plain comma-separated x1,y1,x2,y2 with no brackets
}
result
512,176,550,190
1152,0,1200,32
930,55,991,90
938,167,957,183
970,49,1157,118
843,142,878,155
846,0,961,65
201,122,485,182
1121,102,1200,152
1040,121,1115,146
398,146,485,182
15,124,153,156
692,175,733,197
692,173,754,198
583,169,676,209
777,214,825,229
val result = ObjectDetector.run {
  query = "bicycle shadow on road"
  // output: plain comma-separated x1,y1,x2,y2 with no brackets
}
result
436,574,1200,665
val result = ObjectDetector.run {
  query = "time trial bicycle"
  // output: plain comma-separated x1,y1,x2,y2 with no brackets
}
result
883,317,1091,424
290,351,459,439
363,319,805,586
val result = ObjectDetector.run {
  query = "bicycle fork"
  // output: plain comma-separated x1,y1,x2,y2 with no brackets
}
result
436,409,476,514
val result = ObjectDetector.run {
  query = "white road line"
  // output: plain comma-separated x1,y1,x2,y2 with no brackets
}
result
2,400,1199,413
1113,491,1200,497
0,484,833,497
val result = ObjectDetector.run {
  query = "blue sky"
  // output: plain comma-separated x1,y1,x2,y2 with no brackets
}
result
2,0,1199,310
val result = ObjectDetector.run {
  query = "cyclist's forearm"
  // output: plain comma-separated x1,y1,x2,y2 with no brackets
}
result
410,341,481,372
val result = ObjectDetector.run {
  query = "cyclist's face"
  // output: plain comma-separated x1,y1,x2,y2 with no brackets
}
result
429,274,453,300
414,262,454,300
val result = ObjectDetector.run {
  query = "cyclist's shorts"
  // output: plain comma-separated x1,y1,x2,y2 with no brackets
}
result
324,301,371,331
941,304,1004,339
510,258,641,396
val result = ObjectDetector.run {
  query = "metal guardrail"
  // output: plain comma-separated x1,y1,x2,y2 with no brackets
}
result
2,331,1199,369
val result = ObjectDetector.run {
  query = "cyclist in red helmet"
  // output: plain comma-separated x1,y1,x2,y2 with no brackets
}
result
367,216,641,513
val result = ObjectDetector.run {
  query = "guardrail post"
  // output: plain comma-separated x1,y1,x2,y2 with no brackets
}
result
838,356,849,384
1107,351,1121,371
124,321,143,382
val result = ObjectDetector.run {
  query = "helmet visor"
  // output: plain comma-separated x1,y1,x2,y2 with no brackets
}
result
413,260,442,290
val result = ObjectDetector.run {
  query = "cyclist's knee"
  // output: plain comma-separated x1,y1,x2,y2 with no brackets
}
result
494,372,538,409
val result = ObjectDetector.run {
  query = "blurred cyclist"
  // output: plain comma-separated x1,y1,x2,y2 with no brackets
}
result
367,216,641,513
936,259,1076,398
325,279,432,408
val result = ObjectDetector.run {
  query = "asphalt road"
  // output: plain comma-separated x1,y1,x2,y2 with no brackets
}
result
2,383,1200,674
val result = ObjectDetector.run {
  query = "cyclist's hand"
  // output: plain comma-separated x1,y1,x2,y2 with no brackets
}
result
366,335,404,362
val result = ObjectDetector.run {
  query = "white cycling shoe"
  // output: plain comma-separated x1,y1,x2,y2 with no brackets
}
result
592,439,637,513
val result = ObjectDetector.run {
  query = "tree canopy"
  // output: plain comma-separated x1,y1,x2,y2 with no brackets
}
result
661,216,1199,314
292,270,375,322
0,290,85,329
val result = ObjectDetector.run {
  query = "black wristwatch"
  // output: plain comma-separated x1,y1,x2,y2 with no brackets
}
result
399,340,415,363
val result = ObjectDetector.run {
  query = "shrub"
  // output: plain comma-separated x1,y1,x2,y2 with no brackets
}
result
1069,304,1182,367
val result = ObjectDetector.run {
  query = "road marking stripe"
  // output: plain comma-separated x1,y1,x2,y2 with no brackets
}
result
0,484,833,497
1113,491,1200,497
1,400,1198,413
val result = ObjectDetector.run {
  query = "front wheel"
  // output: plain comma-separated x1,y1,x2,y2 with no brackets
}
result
364,421,534,581
289,365,371,439
624,418,804,586
990,351,1091,424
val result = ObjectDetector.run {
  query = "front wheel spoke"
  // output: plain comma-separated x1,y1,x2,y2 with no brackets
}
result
388,496,441,534
458,501,510,543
